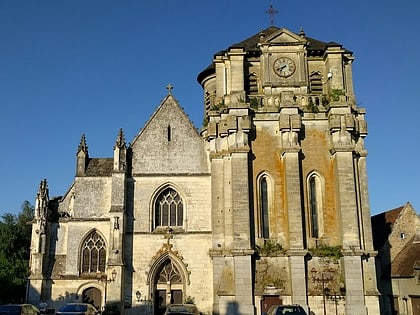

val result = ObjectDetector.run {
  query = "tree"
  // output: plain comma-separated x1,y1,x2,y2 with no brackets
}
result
0,201,34,303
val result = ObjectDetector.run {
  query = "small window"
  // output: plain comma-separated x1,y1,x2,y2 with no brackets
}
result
167,125,171,141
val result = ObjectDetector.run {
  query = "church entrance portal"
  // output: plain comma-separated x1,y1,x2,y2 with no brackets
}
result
153,258,185,315
82,287,101,311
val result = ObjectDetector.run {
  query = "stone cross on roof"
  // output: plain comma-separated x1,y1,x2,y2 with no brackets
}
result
166,83,174,94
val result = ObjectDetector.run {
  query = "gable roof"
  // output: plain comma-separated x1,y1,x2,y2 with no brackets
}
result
391,235,420,277
371,205,405,249
224,26,348,55
131,92,199,147
129,92,208,175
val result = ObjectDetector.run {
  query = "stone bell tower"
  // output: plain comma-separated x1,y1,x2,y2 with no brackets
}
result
198,26,379,315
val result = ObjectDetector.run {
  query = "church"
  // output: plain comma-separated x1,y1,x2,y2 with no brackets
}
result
27,26,380,315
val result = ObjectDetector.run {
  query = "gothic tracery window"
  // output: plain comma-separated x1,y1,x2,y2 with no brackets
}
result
81,230,106,274
154,188,184,229
157,259,183,284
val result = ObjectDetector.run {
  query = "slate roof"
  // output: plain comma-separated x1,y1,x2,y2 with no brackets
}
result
85,158,113,176
197,26,350,84
391,235,420,277
226,26,346,55
371,205,404,249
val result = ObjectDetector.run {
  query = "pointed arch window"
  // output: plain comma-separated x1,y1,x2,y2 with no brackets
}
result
308,173,324,239
154,188,184,229
80,230,106,274
257,174,272,239
157,258,183,284
260,177,269,239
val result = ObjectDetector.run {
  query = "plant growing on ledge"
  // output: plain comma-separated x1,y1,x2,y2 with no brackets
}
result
321,95,329,107
249,97,260,109
210,99,226,112
255,240,285,256
306,97,319,113
329,89,345,101
202,116,209,128
309,244,342,260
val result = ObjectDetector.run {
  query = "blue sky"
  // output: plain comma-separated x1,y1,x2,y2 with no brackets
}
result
0,0,419,217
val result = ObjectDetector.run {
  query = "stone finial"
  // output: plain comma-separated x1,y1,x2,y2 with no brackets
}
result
36,179,49,215
115,128,126,149
76,134,88,176
113,128,127,171
259,29,266,42
77,134,88,155
166,83,174,95
35,179,49,235
299,27,305,37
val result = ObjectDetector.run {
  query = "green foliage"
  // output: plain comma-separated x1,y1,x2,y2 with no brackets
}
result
329,89,345,101
306,97,319,113
210,99,226,112
310,244,342,260
0,201,34,303
321,95,329,107
184,296,195,304
255,240,284,256
202,116,209,128
249,97,259,109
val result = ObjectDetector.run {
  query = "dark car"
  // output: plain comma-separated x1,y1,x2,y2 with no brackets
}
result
267,305,307,315
164,304,199,315
0,304,40,315
55,304,98,315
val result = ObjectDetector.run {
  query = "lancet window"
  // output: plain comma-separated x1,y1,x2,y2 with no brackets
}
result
308,173,324,239
257,174,272,239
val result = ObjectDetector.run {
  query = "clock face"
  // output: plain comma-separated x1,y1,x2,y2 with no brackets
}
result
273,57,296,77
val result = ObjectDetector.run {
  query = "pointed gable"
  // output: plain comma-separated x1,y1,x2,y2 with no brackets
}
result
131,94,209,174
263,27,307,45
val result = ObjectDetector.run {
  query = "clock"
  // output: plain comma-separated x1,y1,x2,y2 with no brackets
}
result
273,57,296,77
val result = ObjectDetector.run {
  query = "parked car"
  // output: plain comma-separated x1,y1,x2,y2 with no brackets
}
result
267,305,307,315
0,304,40,315
55,304,98,315
164,304,199,315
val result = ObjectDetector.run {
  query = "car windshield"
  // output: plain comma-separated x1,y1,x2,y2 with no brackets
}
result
277,306,305,314
0,306,21,315
166,305,197,314
58,305,87,313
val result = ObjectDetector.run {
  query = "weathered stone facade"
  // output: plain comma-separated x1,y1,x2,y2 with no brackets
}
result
27,27,380,315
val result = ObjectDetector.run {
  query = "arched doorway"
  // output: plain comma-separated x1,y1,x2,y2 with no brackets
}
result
153,258,186,315
82,287,101,311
